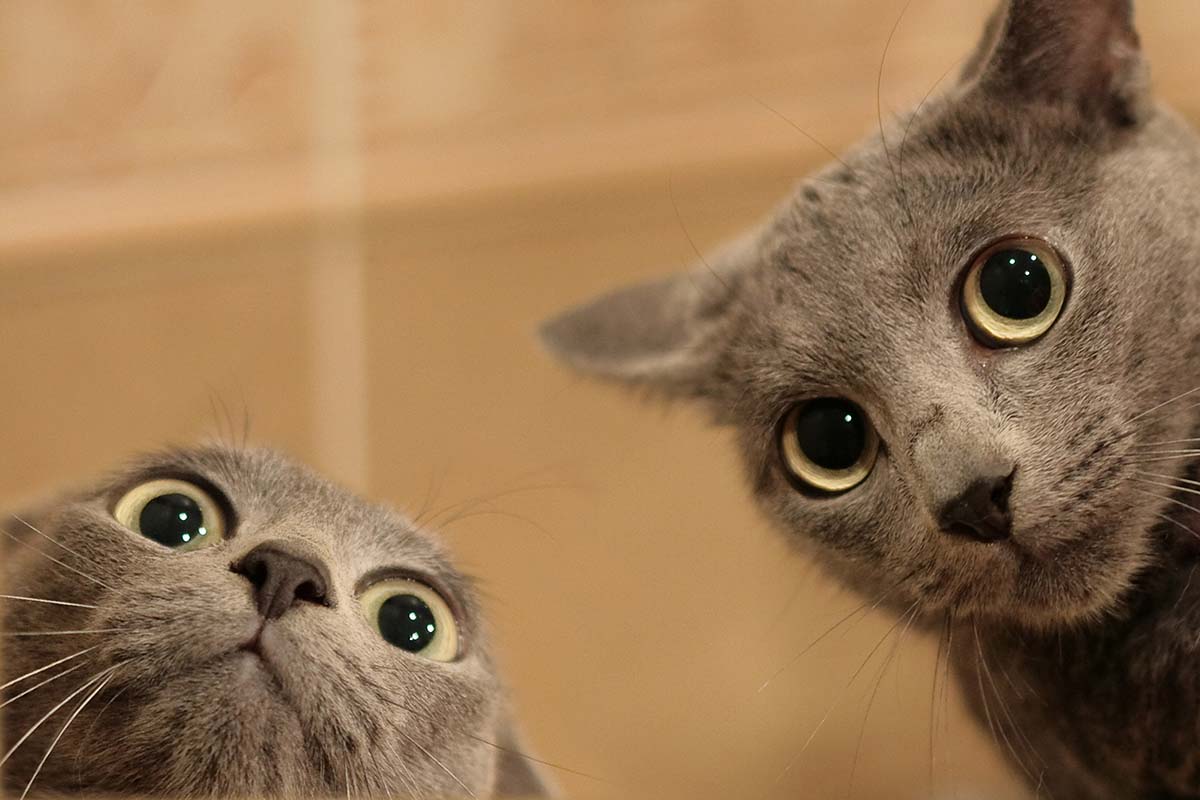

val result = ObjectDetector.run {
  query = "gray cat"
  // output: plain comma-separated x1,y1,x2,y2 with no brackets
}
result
1,445,551,798
543,1,1200,797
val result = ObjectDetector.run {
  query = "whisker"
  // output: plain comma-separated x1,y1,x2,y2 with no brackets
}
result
1152,511,1200,542
975,625,1045,787
898,55,965,183
877,0,915,224
1131,476,1200,502
927,611,950,794
1130,487,1200,522
363,677,604,784
848,604,919,795
769,600,919,791
747,94,850,170
937,616,957,796
1139,471,1200,490
971,624,1006,774
0,595,98,610
1132,437,1200,448
669,173,730,293
19,670,117,800
1132,453,1200,466
1,663,89,710
396,729,476,799
5,628,127,638
416,482,572,535
0,527,117,593
0,663,121,767
75,682,131,776
10,515,109,579
1128,384,1200,424
757,598,871,693
758,569,918,693
0,647,98,692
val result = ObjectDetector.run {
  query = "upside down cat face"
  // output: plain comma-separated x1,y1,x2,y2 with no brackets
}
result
1,446,548,798
542,0,1200,628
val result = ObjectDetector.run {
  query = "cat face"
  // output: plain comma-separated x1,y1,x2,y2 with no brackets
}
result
2,446,546,797
543,0,1200,627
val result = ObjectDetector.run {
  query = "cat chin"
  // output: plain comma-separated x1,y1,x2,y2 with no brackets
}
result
908,530,1151,631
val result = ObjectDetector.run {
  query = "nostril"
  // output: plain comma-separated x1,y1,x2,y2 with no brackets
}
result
231,544,332,619
238,558,269,589
938,473,1015,543
294,578,326,606
990,470,1015,514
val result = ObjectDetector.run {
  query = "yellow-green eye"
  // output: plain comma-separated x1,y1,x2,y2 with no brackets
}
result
780,399,879,494
361,579,459,662
113,479,226,552
963,238,1068,346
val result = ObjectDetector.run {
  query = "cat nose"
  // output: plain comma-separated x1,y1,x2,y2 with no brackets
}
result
938,472,1014,543
232,544,331,620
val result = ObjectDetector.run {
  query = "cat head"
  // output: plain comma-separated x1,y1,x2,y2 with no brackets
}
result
542,0,1200,629
1,446,550,798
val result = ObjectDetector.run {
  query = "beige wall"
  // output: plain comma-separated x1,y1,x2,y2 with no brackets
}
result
4,3,1199,798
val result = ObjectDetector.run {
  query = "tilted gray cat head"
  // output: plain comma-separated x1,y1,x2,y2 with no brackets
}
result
543,0,1200,628
2,446,551,798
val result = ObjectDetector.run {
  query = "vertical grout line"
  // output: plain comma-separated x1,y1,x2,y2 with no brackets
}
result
307,0,370,492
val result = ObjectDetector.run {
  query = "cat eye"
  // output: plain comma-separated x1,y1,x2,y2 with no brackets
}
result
361,579,459,662
779,398,879,494
113,479,227,551
962,237,1068,347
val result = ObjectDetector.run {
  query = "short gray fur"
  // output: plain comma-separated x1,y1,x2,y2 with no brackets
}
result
542,1,1200,796
1,446,551,798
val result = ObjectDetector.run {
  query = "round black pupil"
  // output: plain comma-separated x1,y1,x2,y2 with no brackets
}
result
978,249,1052,320
139,493,208,548
378,594,438,653
795,400,867,472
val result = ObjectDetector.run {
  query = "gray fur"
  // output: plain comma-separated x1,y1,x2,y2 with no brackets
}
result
1,446,550,798
542,1,1200,796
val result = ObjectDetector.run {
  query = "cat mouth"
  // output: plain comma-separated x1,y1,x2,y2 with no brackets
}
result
235,625,290,688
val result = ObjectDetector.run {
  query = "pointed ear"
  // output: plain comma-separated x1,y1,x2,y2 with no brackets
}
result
964,0,1150,126
539,233,756,398
491,715,559,798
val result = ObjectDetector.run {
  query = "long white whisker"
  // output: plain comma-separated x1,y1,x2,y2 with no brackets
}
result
397,729,476,799
1,663,88,710
0,595,98,610
0,528,116,593
0,647,98,692
10,515,106,576
1139,471,1200,490
1132,453,1200,466
20,670,116,800
1128,385,1200,424
1132,477,1200,501
1132,437,1200,448
848,604,919,795
770,600,919,790
1132,448,1200,458
4,629,126,638
759,568,919,693
1130,487,1200,519
1152,511,1200,542
0,663,120,767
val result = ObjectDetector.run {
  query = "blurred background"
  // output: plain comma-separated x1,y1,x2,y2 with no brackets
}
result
3,2,1198,798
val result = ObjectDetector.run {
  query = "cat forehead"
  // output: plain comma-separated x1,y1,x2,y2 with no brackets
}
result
102,445,456,566
721,102,1127,399
771,100,1103,272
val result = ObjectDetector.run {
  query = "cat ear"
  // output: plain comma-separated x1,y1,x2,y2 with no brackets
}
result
964,0,1150,126
491,714,559,798
539,233,756,398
